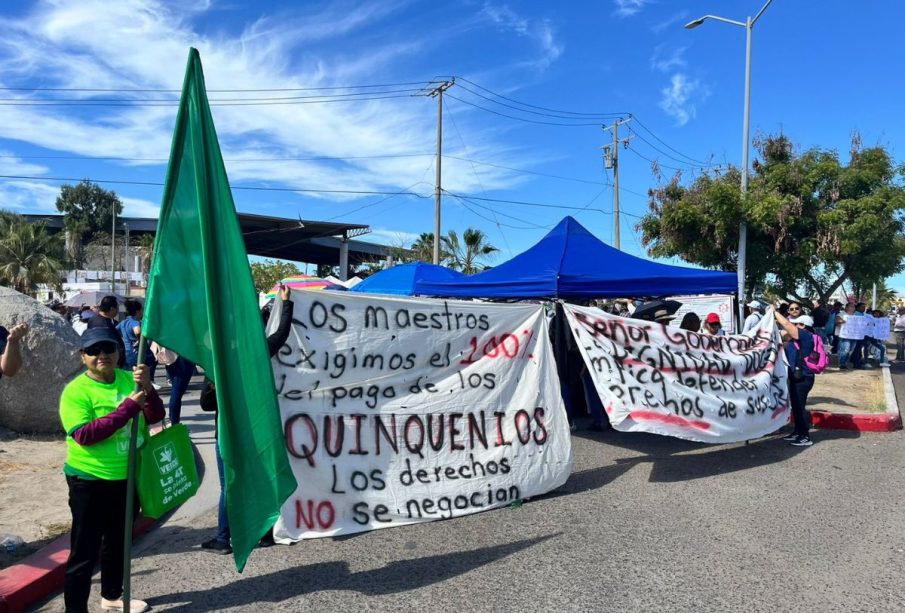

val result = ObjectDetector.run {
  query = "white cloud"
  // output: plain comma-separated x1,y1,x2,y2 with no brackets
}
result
0,152,49,177
480,3,563,68
651,10,689,34
0,180,62,213
613,0,650,18
659,73,701,126
120,196,160,218
650,45,687,73
0,0,529,214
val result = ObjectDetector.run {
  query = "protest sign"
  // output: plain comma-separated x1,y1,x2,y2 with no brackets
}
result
564,305,789,443
840,314,867,339
669,294,736,333
872,316,891,340
271,291,572,540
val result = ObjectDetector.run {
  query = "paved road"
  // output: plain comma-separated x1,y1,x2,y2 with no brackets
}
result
35,412,905,612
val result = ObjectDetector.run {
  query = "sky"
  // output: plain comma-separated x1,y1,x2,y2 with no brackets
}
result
1,0,904,292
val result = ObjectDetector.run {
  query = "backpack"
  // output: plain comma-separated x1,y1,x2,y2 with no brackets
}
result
150,341,178,366
803,334,828,374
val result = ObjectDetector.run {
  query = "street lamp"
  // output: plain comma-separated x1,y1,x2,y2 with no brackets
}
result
686,0,774,326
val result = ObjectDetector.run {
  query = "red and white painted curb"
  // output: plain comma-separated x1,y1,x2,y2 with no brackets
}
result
811,365,902,432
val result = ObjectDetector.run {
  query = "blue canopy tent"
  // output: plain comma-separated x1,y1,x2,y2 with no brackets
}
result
414,216,736,299
351,262,465,296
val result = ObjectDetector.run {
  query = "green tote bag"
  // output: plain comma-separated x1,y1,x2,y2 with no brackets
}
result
137,423,200,519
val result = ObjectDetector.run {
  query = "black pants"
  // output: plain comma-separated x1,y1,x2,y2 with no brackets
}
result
65,476,131,612
788,375,815,438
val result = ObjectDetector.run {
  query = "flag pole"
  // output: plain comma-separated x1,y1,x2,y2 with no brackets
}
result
122,335,149,609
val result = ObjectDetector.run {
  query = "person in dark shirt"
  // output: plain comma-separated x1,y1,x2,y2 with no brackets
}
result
87,296,126,367
200,285,294,554
774,309,816,447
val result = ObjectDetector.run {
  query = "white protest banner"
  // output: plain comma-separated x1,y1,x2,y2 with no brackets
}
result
669,294,736,333
564,305,789,443
271,291,572,541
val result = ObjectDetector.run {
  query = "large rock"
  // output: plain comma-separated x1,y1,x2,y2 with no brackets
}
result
0,287,82,433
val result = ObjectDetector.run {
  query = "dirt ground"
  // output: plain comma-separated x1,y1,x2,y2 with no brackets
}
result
809,366,887,414
0,426,68,568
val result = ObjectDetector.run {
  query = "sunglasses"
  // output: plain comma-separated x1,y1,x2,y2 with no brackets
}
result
788,307,801,312
83,342,118,357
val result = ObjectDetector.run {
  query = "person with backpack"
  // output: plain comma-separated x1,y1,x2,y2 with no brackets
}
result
774,309,817,447
797,316,829,375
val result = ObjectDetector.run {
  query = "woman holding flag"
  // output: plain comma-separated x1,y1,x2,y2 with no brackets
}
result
59,327,165,613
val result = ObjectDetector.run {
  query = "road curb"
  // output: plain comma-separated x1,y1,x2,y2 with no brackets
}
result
811,365,902,432
0,517,156,613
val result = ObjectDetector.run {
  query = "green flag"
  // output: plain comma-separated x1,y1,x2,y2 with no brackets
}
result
143,48,297,572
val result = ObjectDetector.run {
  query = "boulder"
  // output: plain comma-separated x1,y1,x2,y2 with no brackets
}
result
0,287,82,433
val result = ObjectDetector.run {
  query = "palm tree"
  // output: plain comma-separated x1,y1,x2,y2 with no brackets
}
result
442,228,499,274
135,233,156,273
63,216,88,269
410,232,439,263
0,214,65,295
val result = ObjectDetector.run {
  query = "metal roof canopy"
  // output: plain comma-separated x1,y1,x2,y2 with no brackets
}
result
23,212,392,265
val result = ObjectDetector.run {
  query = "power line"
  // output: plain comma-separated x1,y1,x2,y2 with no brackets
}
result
624,146,699,173
627,126,718,170
443,191,611,214
454,82,623,122
629,114,713,166
0,93,419,107
0,88,423,104
446,94,605,127
0,81,437,93
0,153,434,163
0,174,430,197
450,76,629,118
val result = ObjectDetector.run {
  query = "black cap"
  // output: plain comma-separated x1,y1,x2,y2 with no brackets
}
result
79,327,121,349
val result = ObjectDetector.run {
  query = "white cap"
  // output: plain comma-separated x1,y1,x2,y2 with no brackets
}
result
747,300,761,309
789,315,814,327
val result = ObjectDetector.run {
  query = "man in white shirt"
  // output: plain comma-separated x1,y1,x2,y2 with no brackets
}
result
742,300,762,333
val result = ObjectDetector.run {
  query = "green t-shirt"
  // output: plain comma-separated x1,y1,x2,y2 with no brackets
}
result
59,369,148,480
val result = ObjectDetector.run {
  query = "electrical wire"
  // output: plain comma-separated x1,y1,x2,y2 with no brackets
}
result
629,114,713,166
0,93,419,107
0,81,437,93
628,126,718,170
449,76,630,118
0,174,430,197
0,153,434,163
454,82,624,122
446,94,605,127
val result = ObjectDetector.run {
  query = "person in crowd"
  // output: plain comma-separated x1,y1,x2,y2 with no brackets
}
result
50,301,71,322
853,302,868,366
0,322,28,379
116,300,143,370
865,309,890,366
786,301,803,320
827,301,843,353
87,296,126,367
679,312,701,333
742,300,762,333
702,313,725,336
200,285,294,554
774,309,816,446
894,307,905,362
59,327,164,613
811,299,830,341
778,303,790,318
72,307,93,336
164,354,195,425
836,303,862,370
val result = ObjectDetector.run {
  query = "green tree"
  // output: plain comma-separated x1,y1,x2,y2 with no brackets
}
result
0,212,65,295
250,259,302,293
409,232,441,264
135,233,156,273
55,180,124,242
442,228,499,274
638,133,905,303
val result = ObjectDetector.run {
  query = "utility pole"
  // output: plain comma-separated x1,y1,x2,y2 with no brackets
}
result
602,117,632,249
111,207,116,294
428,79,454,265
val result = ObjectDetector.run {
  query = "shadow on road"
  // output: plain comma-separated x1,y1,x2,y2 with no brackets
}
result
555,427,861,492
147,533,558,611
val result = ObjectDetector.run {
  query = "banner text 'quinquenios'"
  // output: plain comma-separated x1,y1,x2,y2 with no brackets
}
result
270,291,572,540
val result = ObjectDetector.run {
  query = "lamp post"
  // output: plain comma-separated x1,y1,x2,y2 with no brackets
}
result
686,0,774,326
